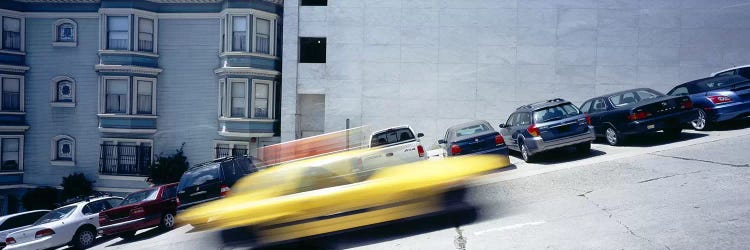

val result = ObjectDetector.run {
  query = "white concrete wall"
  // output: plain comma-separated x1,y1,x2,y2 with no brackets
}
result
282,0,750,146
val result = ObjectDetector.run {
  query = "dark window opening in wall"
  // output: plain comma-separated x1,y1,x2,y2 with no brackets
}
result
301,0,327,6
299,37,326,63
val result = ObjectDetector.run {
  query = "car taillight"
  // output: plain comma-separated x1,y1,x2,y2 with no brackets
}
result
707,95,732,104
527,125,539,137
450,145,461,155
130,207,145,216
416,145,425,157
585,114,591,125
35,228,55,238
176,197,181,207
627,111,652,121
680,99,693,109
220,185,231,197
495,135,505,145
6,237,15,244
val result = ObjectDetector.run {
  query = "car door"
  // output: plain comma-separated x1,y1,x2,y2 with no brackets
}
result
587,98,607,135
160,185,178,211
499,113,517,150
514,112,532,141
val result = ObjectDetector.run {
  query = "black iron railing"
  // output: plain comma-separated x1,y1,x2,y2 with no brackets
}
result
100,144,151,176
215,147,248,159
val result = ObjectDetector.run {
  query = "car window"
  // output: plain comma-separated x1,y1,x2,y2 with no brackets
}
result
609,89,661,107
370,128,415,147
533,104,581,123
162,185,177,199
580,101,592,113
694,75,749,92
106,198,123,208
738,68,750,78
0,216,24,230
120,189,159,206
35,205,76,225
178,164,221,190
505,114,516,127
715,70,735,77
590,99,606,113
517,113,532,126
668,87,689,96
635,90,660,100
453,123,491,138
83,200,111,215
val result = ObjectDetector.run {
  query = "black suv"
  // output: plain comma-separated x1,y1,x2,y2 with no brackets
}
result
176,156,258,211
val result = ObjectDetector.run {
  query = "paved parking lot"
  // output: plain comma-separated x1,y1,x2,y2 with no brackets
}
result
83,119,750,250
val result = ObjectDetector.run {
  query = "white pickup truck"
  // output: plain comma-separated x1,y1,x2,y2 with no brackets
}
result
360,125,427,170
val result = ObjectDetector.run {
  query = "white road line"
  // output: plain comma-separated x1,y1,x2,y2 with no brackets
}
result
473,221,547,236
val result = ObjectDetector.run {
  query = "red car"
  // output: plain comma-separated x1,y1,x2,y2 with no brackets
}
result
98,183,178,239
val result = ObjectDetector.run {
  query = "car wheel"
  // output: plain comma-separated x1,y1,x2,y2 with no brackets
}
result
605,127,622,146
160,213,176,230
664,128,683,139
73,227,96,249
576,142,591,154
691,109,709,130
119,231,136,240
520,143,533,162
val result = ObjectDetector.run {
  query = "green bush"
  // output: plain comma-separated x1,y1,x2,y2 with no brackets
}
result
22,187,59,211
148,144,189,185
60,173,93,201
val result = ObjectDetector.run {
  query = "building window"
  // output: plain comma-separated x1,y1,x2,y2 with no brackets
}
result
105,78,128,114
253,80,272,118
107,16,129,50
2,17,21,51
51,135,75,166
1,77,21,112
301,0,327,6
0,137,21,172
50,76,75,106
137,17,154,52
99,139,152,176
231,16,247,51
135,79,153,114
299,37,326,63
53,19,77,45
255,18,270,54
230,80,247,117
214,141,250,159
57,81,73,102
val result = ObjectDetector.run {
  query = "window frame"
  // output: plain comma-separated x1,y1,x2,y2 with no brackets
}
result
133,77,157,115
0,74,24,112
213,140,252,159
222,11,278,55
52,19,77,47
134,15,157,53
99,138,154,175
251,79,274,119
228,78,248,118
299,37,326,63
104,15,131,51
0,135,23,172
252,15,274,55
229,15,249,52
50,76,76,107
1,16,24,51
50,135,75,166
100,76,131,114
218,79,226,117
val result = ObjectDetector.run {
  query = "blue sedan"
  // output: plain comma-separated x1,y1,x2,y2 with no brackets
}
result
667,75,750,130
438,120,509,157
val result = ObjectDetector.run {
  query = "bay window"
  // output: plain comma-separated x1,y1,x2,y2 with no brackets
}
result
136,79,153,114
105,79,128,113
1,77,20,111
101,77,157,115
107,16,128,50
230,80,247,117
138,18,154,52
255,18,270,54
0,137,21,172
253,81,270,118
222,13,276,55
2,17,21,51
232,16,247,51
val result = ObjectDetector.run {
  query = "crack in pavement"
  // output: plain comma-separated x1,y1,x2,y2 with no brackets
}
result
578,192,671,250
649,153,750,168
638,170,703,184
454,226,467,250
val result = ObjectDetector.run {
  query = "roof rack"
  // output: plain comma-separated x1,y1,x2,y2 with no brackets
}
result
517,98,568,110
55,191,112,207
188,154,252,170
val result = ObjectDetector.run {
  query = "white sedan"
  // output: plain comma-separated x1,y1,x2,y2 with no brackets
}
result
4,196,123,250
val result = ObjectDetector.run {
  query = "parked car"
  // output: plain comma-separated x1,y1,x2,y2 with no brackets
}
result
667,75,750,130
4,195,123,250
98,183,178,239
580,88,698,146
177,156,258,211
361,125,427,171
0,210,50,249
499,99,595,162
438,120,509,158
711,65,750,78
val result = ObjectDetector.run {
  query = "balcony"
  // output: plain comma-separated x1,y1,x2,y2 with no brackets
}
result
215,146,249,159
99,144,151,176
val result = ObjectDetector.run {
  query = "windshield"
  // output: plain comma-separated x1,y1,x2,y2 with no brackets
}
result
34,205,76,225
119,188,159,206
608,89,662,107
693,76,749,92
453,123,491,138
533,104,581,123
178,164,221,190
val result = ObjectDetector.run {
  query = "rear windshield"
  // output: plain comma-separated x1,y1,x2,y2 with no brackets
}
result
370,128,415,147
34,205,76,225
178,164,221,190
454,123,491,138
608,89,661,107
693,76,748,92
119,189,159,206
533,104,581,123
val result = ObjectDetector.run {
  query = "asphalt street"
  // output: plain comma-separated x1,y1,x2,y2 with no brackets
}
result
84,119,750,250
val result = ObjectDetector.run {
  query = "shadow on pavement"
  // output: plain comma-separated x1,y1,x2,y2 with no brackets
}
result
597,131,708,147
509,147,606,165
100,227,173,248
708,117,750,131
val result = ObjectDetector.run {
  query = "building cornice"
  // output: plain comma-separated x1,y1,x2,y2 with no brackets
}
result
95,64,163,76
214,67,279,77
0,126,30,132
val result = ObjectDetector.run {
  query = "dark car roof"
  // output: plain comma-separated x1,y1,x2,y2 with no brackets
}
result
516,98,571,111
588,88,661,100
447,120,491,131
672,75,748,90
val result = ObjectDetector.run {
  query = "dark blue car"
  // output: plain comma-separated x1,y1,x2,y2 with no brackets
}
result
498,99,595,162
667,75,750,130
438,120,509,158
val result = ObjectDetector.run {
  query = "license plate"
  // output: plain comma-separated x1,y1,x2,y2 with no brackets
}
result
647,124,655,129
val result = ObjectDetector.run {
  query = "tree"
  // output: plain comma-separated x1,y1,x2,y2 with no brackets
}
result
22,187,59,211
60,173,93,201
148,144,189,185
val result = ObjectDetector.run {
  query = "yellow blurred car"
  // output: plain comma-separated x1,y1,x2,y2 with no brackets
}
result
177,149,511,244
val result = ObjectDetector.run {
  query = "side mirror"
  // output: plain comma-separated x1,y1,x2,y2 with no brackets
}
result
438,139,446,144
417,133,424,138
